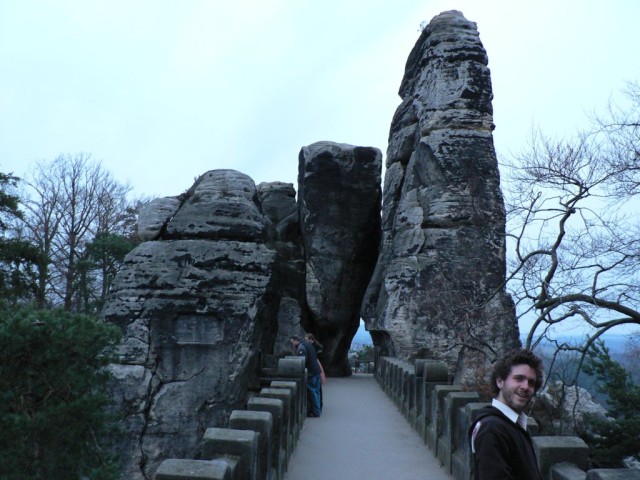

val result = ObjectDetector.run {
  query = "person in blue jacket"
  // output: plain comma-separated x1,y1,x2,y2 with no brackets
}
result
469,349,545,480
290,335,322,417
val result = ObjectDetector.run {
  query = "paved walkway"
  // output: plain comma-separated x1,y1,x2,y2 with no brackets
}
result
284,374,452,480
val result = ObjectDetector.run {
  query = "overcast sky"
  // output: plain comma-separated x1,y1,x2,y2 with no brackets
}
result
2,0,639,199
2,1,639,339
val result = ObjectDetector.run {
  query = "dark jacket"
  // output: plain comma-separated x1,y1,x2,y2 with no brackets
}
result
469,405,543,480
297,340,321,376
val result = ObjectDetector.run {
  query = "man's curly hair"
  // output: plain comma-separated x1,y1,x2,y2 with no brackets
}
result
490,348,544,396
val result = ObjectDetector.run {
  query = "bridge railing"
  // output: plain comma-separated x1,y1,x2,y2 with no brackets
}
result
376,356,640,480
154,356,306,480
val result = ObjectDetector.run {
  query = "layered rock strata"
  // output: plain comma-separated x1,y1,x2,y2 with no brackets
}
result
256,181,307,354
298,141,382,376
361,10,520,386
103,153,382,477
103,170,281,479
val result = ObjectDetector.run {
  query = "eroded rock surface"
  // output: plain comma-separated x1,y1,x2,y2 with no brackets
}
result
361,10,520,386
298,141,382,376
103,170,278,479
105,156,382,476
256,181,307,354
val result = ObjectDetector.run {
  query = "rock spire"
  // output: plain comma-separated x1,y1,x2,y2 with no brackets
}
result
361,10,520,385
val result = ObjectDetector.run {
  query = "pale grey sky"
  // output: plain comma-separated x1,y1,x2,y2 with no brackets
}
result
2,1,639,339
2,0,638,199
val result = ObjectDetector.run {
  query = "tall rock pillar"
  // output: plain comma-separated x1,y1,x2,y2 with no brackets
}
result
361,10,520,387
298,141,382,376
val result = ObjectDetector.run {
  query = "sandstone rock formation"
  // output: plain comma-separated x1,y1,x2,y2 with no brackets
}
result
103,170,280,479
361,10,520,386
102,9,524,476
537,381,608,434
298,141,382,376
104,149,382,476
256,181,307,354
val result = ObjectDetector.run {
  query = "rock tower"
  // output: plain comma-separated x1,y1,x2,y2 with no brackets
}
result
361,10,520,386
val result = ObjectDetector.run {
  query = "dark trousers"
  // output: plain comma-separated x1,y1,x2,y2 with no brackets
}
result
307,373,322,416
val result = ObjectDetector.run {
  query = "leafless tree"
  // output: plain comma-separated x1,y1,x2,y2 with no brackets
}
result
501,83,640,387
21,153,135,312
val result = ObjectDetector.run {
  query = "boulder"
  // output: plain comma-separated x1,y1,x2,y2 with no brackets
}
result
538,381,608,434
136,196,181,241
298,141,382,376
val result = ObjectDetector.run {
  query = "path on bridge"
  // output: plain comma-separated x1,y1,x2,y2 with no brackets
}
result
284,374,452,480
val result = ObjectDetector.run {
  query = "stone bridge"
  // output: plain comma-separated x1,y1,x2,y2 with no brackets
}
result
153,356,636,480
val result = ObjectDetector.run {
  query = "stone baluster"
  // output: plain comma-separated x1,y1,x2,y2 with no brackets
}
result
415,360,449,442
200,427,259,480
229,410,273,480
155,458,237,480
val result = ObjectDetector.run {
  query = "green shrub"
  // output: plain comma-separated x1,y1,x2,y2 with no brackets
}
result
580,339,640,468
0,304,122,479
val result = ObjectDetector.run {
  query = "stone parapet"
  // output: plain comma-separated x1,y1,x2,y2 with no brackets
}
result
154,356,306,480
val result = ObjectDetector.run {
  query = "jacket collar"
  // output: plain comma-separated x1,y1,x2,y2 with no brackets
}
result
492,398,528,430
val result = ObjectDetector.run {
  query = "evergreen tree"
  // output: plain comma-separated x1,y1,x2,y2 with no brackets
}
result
0,171,40,304
579,339,640,467
0,304,122,479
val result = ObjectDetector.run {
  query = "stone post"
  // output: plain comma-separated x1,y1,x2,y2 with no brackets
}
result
270,380,300,444
228,410,273,480
533,436,589,480
415,360,449,442
259,388,294,462
436,391,479,473
426,384,462,452
451,402,490,480
201,428,259,480
278,357,306,420
550,462,587,480
402,362,416,421
155,459,236,480
248,396,285,480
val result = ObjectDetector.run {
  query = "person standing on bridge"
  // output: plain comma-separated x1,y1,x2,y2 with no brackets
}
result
469,348,544,480
304,333,326,385
290,335,322,417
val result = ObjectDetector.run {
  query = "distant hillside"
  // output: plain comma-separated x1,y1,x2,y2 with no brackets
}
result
522,334,631,358
351,322,373,347
352,329,633,362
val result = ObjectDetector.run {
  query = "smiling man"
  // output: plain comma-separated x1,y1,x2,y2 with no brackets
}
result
469,349,545,480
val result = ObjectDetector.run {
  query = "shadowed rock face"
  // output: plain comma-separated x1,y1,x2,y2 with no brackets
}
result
103,170,280,479
298,141,382,376
361,10,520,386
256,181,307,354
